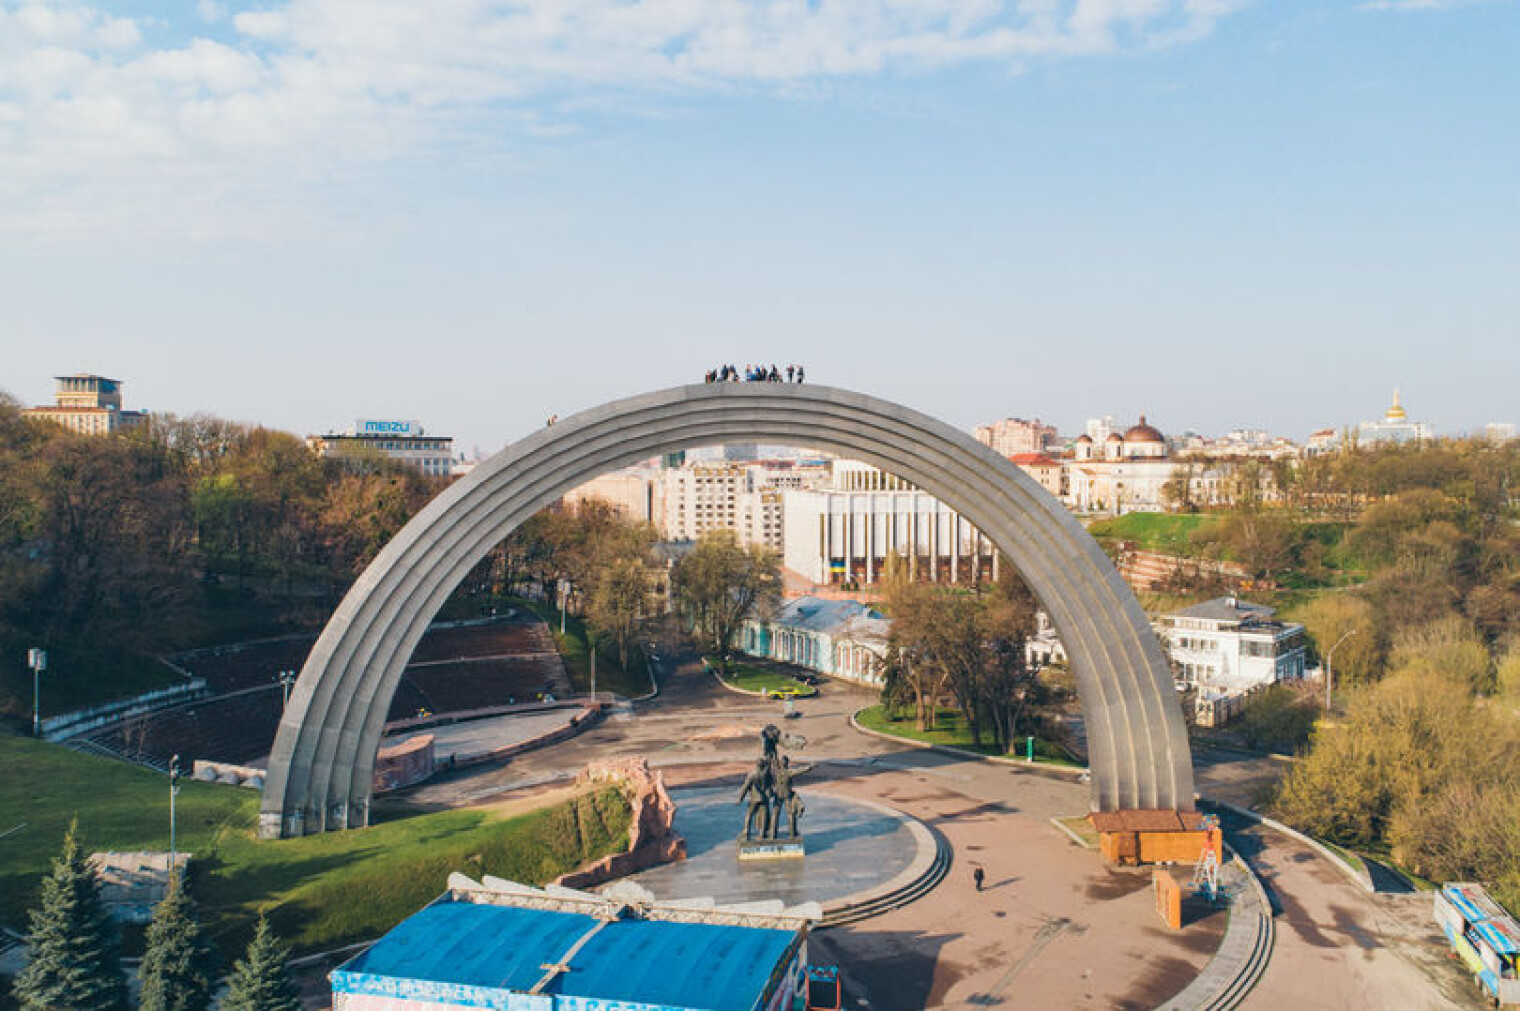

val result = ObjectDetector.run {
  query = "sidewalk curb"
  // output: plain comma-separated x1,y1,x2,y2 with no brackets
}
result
1049,816,1096,849
848,708,1088,782
707,664,818,701
1156,853,1275,1010
1200,797,1374,893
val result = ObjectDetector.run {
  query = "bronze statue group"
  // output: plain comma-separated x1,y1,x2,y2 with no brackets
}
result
738,724,805,842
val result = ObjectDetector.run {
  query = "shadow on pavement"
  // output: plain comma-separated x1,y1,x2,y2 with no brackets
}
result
808,928,960,1011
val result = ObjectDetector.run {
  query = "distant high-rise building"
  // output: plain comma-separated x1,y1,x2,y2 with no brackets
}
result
1485,423,1516,444
562,470,659,523
1083,415,1119,446
973,417,1058,457
308,420,454,477
22,374,148,435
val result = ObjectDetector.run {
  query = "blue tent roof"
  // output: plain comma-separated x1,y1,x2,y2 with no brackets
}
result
335,901,799,1010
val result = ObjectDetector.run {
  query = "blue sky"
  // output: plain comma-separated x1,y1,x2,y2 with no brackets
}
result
3,1,1516,455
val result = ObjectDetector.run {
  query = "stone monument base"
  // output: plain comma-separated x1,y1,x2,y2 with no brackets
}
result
737,837,806,861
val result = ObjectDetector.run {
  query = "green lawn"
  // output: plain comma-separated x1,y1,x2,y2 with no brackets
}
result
855,705,1081,765
1087,512,1218,554
510,597,654,698
1319,837,1367,875
0,732,630,957
711,660,818,697
1057,815,1099,848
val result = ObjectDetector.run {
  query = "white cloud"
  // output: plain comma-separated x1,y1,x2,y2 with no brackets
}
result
0,0,1244,240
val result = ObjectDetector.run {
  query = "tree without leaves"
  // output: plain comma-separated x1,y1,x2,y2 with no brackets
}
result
220,915,300,1011
138,874,213,1011
670,530,780,675
13,821,128,1011
1161,460,1200,513
878,555,951,732
884,558,1040,749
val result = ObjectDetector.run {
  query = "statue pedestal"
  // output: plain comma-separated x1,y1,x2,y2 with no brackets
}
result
737,837,806,861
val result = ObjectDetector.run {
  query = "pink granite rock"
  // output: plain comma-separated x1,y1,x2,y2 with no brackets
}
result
553,757,687,889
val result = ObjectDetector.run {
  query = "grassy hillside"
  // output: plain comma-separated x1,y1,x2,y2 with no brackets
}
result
0,731,630,955
511,596,653,698
1086,512,1218,554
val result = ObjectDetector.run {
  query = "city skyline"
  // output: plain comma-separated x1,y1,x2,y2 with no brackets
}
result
5,369,1498,459
4,1,1517,452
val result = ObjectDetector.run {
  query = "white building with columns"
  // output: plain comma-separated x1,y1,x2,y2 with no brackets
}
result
782,464,996,587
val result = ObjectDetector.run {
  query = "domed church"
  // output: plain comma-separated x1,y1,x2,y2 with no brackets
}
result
1066,414,1192,514
1074,415,1170,462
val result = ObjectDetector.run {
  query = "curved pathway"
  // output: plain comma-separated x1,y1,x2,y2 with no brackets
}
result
400,639,1475,1010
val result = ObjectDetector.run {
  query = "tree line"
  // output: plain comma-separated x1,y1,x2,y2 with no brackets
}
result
1146,438,1520,911
0,394,443,720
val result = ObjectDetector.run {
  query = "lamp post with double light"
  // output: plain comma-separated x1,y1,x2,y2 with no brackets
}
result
277,669,297,711
168,754,182,880
1324,628,1359,712
27,648,47,737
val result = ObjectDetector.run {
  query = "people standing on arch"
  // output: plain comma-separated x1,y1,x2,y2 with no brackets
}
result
701,363,805,384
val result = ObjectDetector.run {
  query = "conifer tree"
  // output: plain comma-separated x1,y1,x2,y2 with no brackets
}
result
221,915,300,1011
138,874,213,1011
13,821,128,1011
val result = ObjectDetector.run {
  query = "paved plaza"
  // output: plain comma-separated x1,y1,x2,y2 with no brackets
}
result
395,629,1483,1010
627,786,922,907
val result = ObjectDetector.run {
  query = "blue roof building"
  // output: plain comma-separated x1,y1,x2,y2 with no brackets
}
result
333,877,814,1011
740,596,890,686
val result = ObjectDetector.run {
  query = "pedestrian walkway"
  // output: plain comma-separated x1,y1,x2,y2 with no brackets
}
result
1157,858,1272,1010
386,708,588,766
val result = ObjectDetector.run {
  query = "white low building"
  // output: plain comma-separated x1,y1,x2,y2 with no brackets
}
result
1159,596,1307,694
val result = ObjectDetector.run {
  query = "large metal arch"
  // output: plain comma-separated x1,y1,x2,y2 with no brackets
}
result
260,384,1193,838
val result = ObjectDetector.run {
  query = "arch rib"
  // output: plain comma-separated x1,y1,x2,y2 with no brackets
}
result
260,384,1192,838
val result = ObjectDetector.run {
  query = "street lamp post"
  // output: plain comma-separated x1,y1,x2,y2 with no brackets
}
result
277,670,297,711
168,754,182,880
27,648,47,738
1324,629,1359,711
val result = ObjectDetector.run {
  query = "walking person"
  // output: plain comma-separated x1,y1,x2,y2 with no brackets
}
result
973,866,985,892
